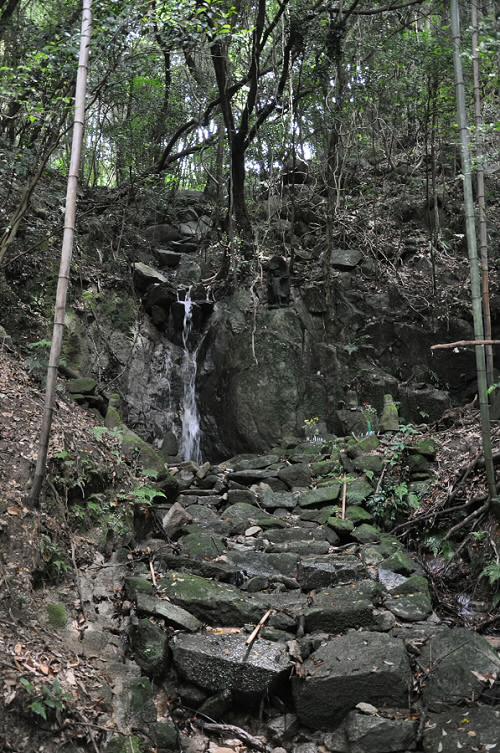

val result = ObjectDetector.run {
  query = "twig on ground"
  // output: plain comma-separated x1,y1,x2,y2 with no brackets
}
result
195,721,269,752
443,503,489,541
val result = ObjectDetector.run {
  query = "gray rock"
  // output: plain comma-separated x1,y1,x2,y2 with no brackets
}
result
345,710,418,752
179,531,225,559
129,619,169,677
172,633,292,696
144,223,184,245
161,502,193,539
227,550,298,579
136,592,202,632
260,489,299,509
222,502,285,533
228,454,280,471
156,249,182,268
163,571,262,626
385,575,432,622
228,469,280,484
297,555,366,590
278,464,312,489
266,540,330,556
423,706,500,753
267,713,299,742
331,249,363,270
293,632,412,729
304,581,379,633
299,484,341,507
419,627,500,710
226,488,257,505
188,505,229,535
132,262,167,292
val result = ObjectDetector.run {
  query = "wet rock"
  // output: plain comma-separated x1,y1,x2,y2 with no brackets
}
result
299,484,341,507
293,631,412,729
129,618,169,677
419,627,500,710
345,710,418,752
172,633,292,697
135,592,202,632
163,571,262,626
297,555,366,590
304,581,379,633
278,463,312,488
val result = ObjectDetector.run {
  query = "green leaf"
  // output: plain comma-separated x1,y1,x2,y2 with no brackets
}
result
30,701,47,720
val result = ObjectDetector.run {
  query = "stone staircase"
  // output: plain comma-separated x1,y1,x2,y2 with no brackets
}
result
90,436,500,752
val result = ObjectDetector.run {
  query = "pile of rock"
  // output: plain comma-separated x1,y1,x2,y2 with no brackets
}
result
104,437,500,752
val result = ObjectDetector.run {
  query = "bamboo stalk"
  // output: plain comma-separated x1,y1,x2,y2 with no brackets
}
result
449,0,497,505
471,0,494,387
431,339,500,350
30,0,93,505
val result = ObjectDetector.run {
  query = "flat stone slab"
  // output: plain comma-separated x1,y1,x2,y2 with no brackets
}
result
226,550,298,579
260,490,299,509
299,484,341,507
297,554,366,590
222,502,285,533
304,580,379,633
163,571,262,627
227,469,279,485
331,248,363,270
172,633,292,696
419,627,500,710
345,710,418,753
135,593,201,632
293,631,412,729
229,454,280,472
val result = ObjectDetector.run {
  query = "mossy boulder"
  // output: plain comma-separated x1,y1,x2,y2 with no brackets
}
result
299,483,341,507
352,454,384,474
120,427,166,474
300,505,340,524
152,722,179,752
346,435,380,457
129,619,169,677
351,523,382,544
124,576,154,600
179,531,225,559
46,602,68,629
163,571,262,626
410,438,438,459
67,376,97,395
105,737,144,753
327,516,354,535
346,505,373,523
346,478,373,504
380,550,417,576
310,459,340,477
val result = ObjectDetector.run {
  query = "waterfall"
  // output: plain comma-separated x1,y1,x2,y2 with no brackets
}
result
180,288,202,463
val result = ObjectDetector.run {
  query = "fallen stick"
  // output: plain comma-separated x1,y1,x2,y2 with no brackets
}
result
196,721,268,752
431,339,500,350
149,559,157,588
245,609,273,648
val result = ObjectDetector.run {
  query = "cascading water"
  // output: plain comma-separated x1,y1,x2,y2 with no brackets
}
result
180,288,202,463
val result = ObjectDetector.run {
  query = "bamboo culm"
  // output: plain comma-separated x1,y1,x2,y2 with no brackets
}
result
449,0,496,503
30,0,92,505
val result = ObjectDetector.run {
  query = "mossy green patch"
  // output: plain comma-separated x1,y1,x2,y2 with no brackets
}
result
46,602,68,629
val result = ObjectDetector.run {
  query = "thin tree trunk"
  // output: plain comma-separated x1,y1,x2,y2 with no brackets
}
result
450,0,497,507
30,0,92,506
471,0,494,387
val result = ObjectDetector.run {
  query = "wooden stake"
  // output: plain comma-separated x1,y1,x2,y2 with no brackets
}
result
245,609,272,647
341,480,347,520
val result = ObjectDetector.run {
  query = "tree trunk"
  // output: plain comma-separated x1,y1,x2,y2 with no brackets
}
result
450,0,497,508
30,0,93,505
471,0,494,387
230,136,252,236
